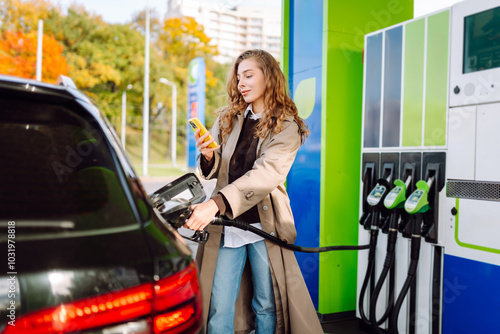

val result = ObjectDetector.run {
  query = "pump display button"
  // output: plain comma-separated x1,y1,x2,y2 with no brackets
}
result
367,185,387,206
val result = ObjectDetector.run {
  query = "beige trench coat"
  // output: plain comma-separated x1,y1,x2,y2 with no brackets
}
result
195,111,324,334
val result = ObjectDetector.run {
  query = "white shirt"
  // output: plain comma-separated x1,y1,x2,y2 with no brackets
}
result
223,104,265,248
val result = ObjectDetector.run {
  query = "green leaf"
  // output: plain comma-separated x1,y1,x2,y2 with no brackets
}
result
293,77,316,119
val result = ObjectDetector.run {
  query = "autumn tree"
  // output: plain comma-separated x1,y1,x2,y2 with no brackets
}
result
155,16,228,128
0,0,69,82
159,17,218,68
0,0,53,33
0,30,68,82
41,6,153,123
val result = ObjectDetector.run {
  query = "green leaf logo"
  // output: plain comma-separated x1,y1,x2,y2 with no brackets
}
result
293,77,316,119
188,61,199,85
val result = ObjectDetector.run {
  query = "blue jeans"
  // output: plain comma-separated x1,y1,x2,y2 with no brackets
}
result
207,239,276,334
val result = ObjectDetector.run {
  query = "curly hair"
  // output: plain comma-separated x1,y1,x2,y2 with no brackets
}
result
218,49,309,144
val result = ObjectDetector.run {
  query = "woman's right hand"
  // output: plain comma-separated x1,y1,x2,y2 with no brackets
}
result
195,128,220,161
184,199,219,231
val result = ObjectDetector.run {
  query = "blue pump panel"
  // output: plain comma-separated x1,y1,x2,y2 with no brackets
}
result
443,254,500,334
186,57,206,168
287,0,323,308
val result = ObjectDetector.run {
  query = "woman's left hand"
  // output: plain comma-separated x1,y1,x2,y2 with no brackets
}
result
184,199,219,231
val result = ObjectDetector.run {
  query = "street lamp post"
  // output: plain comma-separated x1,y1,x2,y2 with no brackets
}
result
159,77,177,167
36,19,43,81
142,6,150,176
121,84,133,149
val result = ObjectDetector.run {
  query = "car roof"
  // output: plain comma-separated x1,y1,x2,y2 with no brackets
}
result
0,74,101,119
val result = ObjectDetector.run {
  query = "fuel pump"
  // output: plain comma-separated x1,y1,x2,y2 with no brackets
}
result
358,163,394,328
368,176,412,333
389,176,434,334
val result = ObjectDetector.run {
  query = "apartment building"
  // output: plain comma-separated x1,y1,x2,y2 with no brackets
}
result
166,0,282,63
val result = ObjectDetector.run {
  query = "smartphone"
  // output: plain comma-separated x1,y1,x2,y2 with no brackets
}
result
188,117,218,148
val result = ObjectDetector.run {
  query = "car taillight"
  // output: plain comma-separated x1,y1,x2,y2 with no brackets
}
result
4,285,153,334
153,262,202,334
4,262,202,334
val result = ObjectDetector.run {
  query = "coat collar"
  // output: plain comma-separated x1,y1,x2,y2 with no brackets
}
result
244,104,262,120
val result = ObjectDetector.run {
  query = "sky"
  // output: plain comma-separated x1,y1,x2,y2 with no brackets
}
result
54,0,281,24
54,0,462,25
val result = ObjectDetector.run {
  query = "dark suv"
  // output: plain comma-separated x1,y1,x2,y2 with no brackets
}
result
0,75,203,334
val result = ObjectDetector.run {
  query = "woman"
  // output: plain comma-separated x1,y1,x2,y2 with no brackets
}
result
185,49,324,334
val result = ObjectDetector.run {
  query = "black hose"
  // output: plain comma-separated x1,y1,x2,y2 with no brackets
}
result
211,217,370,253
389,271,416,334
357,228,379,326
369,212,401,331
369,227,398,332
389,219,422,334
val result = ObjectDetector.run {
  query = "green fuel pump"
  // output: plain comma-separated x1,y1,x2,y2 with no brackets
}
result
369,177,411,333
389,177,435,334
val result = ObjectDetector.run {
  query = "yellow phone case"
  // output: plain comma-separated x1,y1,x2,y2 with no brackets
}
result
188,117,218,148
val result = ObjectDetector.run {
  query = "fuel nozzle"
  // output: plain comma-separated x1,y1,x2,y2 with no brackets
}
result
156,198,209,244
404,176,435,239
367,180,390,207
384,177,410,210
381,177,410,233
366,177,392,228
404,177,433,215
360,161,377,229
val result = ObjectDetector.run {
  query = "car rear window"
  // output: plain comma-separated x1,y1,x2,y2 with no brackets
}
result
0,96,138,232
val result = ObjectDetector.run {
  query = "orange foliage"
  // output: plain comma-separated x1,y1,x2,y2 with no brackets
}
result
0,30,68,83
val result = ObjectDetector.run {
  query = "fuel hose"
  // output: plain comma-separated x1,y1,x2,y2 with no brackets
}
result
211,217,370,253
369,214,399,332
357,222,379,327
389,215,423,334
